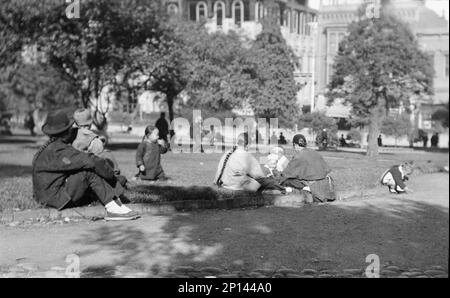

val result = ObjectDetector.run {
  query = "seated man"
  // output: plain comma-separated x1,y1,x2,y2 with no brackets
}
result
214,133,285,192
32,110,139,221
279,134,336,203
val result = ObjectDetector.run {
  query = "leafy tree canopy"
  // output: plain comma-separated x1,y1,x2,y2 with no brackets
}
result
327,4,434,156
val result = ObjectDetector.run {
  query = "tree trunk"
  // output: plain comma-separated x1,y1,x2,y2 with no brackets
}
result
366,98,384,158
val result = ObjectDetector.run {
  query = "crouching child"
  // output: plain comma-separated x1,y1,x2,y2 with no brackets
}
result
135,125,169,181
380,161,414,194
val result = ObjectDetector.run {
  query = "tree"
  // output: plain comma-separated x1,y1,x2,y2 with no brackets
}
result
1,0,164,130
181,26,254,113
381,114,412,146
0,63,77,111
247,18,301,126
327,3,434,157
298,111,338,134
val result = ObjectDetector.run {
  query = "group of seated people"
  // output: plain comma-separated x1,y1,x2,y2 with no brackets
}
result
32,109,336,222
214,132,336,203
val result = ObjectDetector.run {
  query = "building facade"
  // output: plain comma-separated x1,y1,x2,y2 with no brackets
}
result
163,0,448,131
163,0,319,111
315,0,449,131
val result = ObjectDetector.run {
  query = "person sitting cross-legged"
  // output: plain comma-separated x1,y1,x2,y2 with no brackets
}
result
279,134,337,203
32,110,139,221
214,133,286,193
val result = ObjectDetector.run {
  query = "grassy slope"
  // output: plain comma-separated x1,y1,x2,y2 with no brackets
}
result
0,135,448,212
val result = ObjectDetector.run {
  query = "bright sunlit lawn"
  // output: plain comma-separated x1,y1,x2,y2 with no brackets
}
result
0,134,448,212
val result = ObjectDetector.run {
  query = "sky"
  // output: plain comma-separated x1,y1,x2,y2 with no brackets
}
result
425,0,449,20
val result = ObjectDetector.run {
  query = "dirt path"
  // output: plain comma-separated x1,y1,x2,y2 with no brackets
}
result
0,173,448,277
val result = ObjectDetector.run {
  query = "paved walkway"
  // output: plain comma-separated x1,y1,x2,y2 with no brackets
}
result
0,174,448,278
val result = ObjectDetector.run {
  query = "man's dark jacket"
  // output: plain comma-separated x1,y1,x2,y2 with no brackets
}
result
32,139,116,210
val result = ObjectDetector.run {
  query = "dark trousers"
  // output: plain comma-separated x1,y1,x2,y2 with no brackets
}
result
256,177,286,192
62,171,124,209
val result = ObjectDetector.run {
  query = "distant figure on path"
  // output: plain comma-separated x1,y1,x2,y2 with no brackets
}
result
316,129,329,150
278,132,287,145
339,134,347,147
25,111,36,136
378,135,383,147
422,134,428,148
135,125,169,181
279,134,336,203
431,133,439,148
32,110,139,221
155,112,169,142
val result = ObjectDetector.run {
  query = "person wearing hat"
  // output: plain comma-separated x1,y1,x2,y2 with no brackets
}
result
279,134,336,203
32,109,139,221
135,124,169,181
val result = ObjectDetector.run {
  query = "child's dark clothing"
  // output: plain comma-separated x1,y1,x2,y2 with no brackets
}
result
136,140,168,180
380,165,409,194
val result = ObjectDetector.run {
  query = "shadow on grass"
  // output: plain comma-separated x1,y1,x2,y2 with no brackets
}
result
76,196,448,277
0,137,36,144
127,183,262,203
0,164,32,178
106,142,140,151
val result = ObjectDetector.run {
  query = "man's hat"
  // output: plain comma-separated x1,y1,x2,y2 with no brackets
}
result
293,134,307,147
73,108,93,126
42,110,75,136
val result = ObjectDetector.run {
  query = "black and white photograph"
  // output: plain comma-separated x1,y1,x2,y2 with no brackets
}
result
0,0,448,284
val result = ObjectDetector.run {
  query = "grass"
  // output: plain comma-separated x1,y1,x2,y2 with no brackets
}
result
0,134,448,212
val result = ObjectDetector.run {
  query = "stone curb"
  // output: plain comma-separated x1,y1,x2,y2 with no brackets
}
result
1,195,292,224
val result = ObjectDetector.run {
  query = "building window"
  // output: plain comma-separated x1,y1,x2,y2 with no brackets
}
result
299,12,304,35
214,1,225,27
196,2,207,21
255,1,263,21
293,11,298,34
232,0,244,27
329,32,337,53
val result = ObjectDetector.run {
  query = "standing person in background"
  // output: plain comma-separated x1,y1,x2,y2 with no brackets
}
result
422,133,429,148
155,112,169,143
431,133,439,148
339,134,347,147
25,111,36,136
135,125,169,181
377,135,383,147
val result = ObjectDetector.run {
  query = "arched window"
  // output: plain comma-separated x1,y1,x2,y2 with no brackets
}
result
167,3,179,16
214,1,225,27
255,1,261,21
232,0,244,27
196,1,207,21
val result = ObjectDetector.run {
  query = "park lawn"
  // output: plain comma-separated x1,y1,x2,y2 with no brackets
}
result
0,135,448,212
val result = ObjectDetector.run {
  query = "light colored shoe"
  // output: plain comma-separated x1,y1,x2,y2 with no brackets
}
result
105,211,140,221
